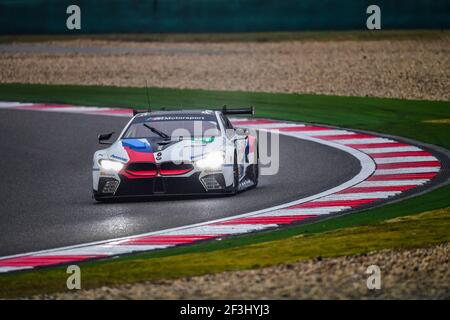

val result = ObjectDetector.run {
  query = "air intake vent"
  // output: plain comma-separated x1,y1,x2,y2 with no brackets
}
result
201,175,223,190
102,180,119,194
127,162,157,171
125,162,157,177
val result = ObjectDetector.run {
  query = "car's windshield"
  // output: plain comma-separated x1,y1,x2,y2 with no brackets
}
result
122,114,221,139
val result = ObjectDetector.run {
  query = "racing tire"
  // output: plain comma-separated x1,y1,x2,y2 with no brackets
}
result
250,143,259,187
231,151,239,195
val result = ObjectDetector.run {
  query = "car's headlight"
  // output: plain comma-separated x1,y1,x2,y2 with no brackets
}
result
196,151,224,170
99,159,124,172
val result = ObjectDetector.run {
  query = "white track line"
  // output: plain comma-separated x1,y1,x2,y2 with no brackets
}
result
358,180,428,187
375,156,437,164
33,245,172,256
0,266,33,273
320,191,401,200
299,130,355,136
361,146,422,153
334,138,393,144
164,224,278,235
374,167,440,175
242,123,301,129
259,207,351,216
0,102,34,108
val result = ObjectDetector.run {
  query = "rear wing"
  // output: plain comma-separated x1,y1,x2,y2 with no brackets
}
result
133,109,151,116
220,106,254,116
131,106,254,116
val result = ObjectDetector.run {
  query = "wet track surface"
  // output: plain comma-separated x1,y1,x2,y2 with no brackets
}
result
0,109,360,256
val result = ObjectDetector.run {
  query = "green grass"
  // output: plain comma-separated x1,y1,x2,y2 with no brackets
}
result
1,206,449,299
107,183,450,260
0,83,449,149
0,82,448,297
1,30,449,43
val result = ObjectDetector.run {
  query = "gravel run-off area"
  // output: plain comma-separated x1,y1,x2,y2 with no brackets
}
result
1,38,449,101
34,243,449,300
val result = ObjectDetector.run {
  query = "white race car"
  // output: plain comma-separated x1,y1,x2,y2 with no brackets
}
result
92,107,258,201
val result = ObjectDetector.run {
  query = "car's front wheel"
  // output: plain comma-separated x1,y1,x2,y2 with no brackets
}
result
250,146,259,187
231,151,239,194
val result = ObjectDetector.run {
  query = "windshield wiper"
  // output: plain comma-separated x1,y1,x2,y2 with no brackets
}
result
143,123,170,139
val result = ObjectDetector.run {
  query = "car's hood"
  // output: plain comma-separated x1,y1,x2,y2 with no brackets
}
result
104,136,225,164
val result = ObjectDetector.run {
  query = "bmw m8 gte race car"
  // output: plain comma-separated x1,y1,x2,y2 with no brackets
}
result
92,107,258,201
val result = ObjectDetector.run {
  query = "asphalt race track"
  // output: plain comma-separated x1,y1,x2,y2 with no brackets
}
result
0,109,360,256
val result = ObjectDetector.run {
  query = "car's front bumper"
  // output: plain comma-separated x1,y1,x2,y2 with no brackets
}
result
93,172,230,199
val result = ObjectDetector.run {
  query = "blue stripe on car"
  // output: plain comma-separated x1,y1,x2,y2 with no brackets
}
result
122,139,153,152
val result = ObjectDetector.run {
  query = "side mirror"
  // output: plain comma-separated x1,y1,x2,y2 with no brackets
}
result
98,132,115,145
235,128,248,136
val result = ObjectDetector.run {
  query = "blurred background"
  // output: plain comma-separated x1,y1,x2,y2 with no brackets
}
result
0,1,449,101
0,0,449,33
